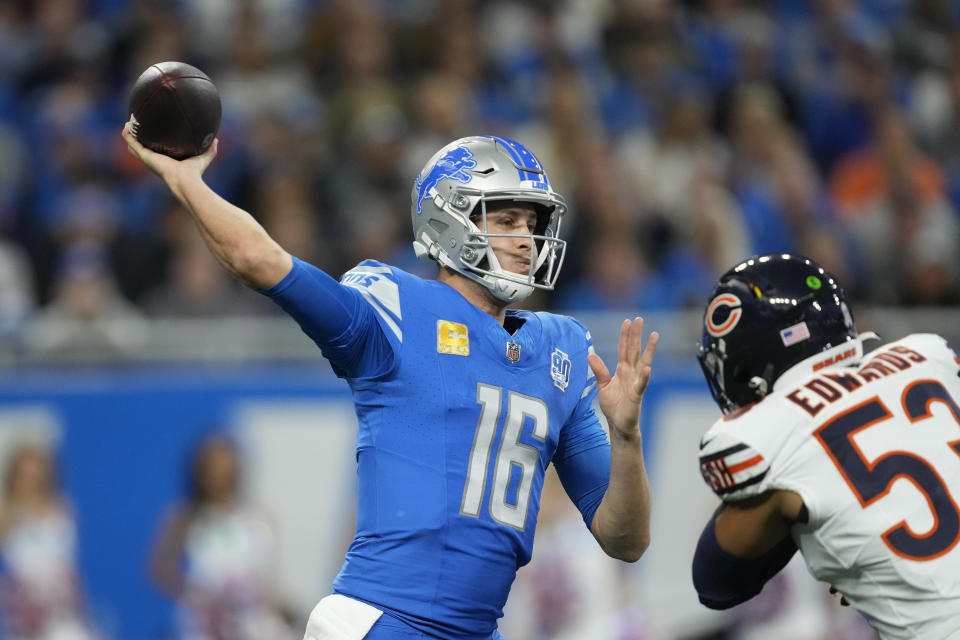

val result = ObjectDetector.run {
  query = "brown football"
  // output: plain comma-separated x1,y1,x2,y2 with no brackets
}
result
128,61,221,160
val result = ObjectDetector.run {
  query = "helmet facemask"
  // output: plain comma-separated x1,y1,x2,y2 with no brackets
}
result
411,136,568,304
458,196,567,303
698,339,778,413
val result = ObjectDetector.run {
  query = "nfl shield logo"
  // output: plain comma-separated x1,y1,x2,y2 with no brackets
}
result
506,342,521,363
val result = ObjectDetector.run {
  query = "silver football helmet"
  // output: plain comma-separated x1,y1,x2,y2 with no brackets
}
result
411,136,567,303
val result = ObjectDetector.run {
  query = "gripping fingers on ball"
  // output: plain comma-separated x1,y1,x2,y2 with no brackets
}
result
123,121,150,157
122,123,156,169
127,114,141,138
122,121,136,146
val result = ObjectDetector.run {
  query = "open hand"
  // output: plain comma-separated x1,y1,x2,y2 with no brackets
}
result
587,317,659,439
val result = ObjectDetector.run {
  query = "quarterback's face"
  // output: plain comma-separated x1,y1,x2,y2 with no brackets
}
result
481,203,539,276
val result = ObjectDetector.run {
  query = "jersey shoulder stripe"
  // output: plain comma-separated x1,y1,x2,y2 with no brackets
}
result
581,329,597,398
699,434,770,499
340,261,403,342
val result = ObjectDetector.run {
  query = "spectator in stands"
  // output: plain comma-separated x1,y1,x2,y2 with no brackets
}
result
0,0,957,351
0,239,34,341
150,433,296,640
616,81,733,242
600,1,684,134
401,70,475,189
24,242,146,361
143,233,268,318
909,61,960,210
0,443,97,640
554,232,665,313
216,4,319,130
252,168,325,274
727,83,825,252
829,105,960,303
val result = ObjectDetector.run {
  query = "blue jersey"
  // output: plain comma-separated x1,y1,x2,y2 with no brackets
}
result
265,258,611,639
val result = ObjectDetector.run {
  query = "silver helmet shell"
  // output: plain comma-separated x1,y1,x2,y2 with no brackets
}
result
411,136,567,303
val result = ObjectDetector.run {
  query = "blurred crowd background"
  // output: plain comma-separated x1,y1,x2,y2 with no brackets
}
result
1,0,959,639
1,0,960,356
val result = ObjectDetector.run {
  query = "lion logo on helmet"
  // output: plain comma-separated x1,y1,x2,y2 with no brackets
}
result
415,146,477,215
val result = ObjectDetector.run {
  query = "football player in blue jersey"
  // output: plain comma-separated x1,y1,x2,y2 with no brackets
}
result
123,125,658,640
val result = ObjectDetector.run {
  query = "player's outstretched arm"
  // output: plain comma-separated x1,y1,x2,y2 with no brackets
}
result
587,317,658,562
692,490,804,608
122,122,292,290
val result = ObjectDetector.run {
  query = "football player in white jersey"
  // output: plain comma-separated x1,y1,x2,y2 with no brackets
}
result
692,253,960,640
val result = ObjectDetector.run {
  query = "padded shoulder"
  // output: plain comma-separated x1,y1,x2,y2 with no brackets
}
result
535,312,597,399
339,261,404,343
883,333,960,374
535,312,592,350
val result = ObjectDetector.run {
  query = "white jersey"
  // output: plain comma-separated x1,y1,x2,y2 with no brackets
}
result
699,333,960,640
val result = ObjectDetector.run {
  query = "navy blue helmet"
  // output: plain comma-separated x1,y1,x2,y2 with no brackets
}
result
697,254,858,413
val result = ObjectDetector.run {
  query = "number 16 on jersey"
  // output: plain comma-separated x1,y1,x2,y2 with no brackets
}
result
460,383,549,531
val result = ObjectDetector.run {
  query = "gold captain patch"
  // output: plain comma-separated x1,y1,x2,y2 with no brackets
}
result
437,320,470,356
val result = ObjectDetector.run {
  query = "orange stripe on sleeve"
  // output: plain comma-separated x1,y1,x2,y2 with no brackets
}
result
727,454,765,475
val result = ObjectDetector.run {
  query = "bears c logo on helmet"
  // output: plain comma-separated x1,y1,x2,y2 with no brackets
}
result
705,293,743,337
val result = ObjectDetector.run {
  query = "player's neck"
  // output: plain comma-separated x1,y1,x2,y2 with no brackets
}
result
437,268,509,325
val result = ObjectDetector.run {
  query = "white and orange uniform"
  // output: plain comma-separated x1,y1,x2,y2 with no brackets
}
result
699,334,960,640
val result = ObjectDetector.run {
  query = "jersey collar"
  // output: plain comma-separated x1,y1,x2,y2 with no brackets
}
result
772,331,881,392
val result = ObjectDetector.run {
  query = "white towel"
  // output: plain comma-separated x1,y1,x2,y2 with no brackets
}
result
303,594,384,640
